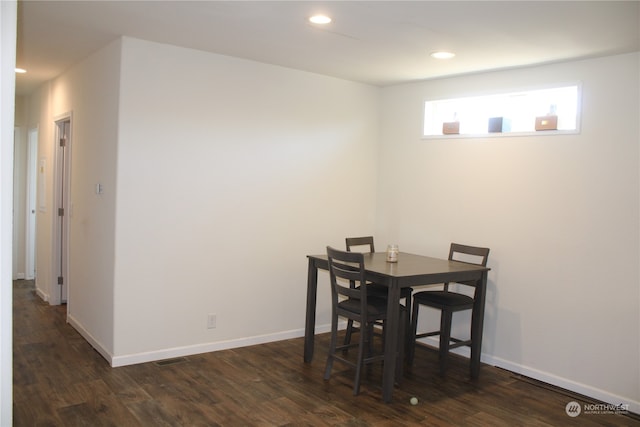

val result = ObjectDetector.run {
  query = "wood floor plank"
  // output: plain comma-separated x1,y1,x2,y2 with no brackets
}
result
12,280,640,426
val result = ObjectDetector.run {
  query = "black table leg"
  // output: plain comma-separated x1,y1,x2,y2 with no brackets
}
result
470,270,488,378
304,258,318,363
382,278,400,403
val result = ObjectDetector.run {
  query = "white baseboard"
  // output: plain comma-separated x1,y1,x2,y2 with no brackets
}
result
484,353,640,415
67,313,114,364
66,320,337,369
111,323,335,367
35,287,48,302
417,336,639,415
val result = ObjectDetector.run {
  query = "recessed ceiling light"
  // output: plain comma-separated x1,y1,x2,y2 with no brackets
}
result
15,68,27,74
430,51,455,59
309,15,332,25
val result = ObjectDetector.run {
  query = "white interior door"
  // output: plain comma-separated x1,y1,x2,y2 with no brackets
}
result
25,128,38,280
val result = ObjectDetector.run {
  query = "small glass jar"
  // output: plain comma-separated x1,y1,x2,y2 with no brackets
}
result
386,244,398,263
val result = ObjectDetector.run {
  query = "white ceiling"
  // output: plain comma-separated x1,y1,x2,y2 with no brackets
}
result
15,1,640,95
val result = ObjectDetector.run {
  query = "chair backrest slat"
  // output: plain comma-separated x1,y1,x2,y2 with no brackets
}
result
345,236,375,253
445,243,490,292
449,243,490,267
327,246,368,306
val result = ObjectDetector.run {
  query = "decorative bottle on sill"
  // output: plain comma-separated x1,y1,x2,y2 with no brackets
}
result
535,104,558,131
443,112,460,135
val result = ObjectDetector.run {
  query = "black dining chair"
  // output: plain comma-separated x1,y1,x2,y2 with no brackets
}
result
408,243,490,374
324,246,405,395
343,236,413,351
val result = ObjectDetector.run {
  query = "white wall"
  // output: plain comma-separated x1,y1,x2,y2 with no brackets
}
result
13,96,30,281
0,1,16,423
112,38,379,363
377,53,640,410
28,87,54,303
64,39,121,356
29,39,122,356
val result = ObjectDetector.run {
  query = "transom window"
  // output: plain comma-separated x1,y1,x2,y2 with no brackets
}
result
423,85,580,137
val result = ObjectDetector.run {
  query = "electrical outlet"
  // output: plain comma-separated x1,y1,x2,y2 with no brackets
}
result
207,313,216,329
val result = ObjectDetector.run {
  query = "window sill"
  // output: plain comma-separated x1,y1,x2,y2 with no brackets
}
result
422,129,580,140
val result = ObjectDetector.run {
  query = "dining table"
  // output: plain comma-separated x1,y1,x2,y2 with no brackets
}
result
304,251,490,403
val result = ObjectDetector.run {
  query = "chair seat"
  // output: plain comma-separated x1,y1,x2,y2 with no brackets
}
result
413,290,473,307
338,296,389,316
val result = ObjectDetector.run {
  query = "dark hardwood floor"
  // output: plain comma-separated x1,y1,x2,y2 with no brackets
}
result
13,280,639,426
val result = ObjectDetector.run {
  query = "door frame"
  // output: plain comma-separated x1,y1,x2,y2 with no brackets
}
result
11,127,21,280
51,114,72,305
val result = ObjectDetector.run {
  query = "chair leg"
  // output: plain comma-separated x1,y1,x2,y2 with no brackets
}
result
324,315,338,380
343,319,354,351
395,309,406,384
353,319,367,395
468,310,476,378
407,300,420,366
439,309,453,375
403,295,412,357
366,323,375,358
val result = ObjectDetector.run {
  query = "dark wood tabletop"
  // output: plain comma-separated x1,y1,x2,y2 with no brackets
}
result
308,252,488,284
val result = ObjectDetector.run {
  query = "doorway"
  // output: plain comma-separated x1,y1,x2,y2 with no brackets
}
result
53,117,71,304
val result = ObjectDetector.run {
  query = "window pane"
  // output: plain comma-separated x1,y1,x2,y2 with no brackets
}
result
424,85,579,136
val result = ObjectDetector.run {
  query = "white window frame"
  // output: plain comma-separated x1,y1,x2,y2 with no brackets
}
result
422,83,582,139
